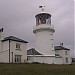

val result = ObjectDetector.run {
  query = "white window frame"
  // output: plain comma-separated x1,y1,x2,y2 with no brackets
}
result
15,55,22,63
16,43,21,50
66,58,68,63
65,51,68,55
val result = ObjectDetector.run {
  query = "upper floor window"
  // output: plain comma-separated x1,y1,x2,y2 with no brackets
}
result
65,51,68,55
16,43,21,49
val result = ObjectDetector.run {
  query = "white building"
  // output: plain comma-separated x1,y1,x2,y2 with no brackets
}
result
55,44,72,64
27,7,72,64
27,44,72,64
0,28,28,63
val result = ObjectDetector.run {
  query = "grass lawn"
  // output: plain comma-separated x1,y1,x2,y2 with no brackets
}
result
0,63,75,75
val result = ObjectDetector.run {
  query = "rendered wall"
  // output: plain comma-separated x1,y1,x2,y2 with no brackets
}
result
0,40,27,63
34,24,55,55
0,50,9,63
55,57,63,64
10,41,27,63
0,41,9,63
27,56,55,64
55,50,72,64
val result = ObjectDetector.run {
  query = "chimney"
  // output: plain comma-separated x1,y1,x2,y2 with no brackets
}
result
0,28,4,40
60,43,63,46
0,28,3,32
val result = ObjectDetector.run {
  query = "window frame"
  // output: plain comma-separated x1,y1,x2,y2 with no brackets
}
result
66,58,68,63
65,51,68,55
16,43,21,50
15,55,22,63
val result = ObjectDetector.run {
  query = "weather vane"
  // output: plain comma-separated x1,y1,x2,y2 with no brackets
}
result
39,6,45,12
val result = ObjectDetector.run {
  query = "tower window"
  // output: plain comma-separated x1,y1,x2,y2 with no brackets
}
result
51,44,54,47
51,39,53,40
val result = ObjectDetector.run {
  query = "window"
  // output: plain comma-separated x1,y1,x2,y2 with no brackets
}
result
66,58,68,63
50,34,53,37
50,34,53,35
51,39,53,40
51,44,54,47
46,19,51,24
16,43,20,49
65,51,68,55
15,55,22,63
0,35,1,39
52,50,54,51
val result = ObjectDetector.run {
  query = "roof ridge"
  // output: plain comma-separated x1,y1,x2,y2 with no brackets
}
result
3,36,28,43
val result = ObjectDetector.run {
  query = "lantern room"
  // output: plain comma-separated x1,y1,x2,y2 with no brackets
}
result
35,13,51,26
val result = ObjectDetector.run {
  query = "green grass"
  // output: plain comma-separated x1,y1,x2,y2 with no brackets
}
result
0,63,75,75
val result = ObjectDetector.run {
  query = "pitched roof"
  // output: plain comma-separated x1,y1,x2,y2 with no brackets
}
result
27,48,43,55
2,36,28,43
54,46,70,50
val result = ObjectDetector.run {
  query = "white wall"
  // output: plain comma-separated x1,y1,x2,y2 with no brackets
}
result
2,41,9,51
0,50,9,63
62,50,72,64
55,57,63,64
0,41,2,52
0,32,4,52
0,41,9,63
27,56,65,64
55,50,72,64
0,40,27,63
34,24,55,55
27,56,55,64
10,41,27,63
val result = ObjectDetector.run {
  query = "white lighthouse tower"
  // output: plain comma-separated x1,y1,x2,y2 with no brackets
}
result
33,6,55,56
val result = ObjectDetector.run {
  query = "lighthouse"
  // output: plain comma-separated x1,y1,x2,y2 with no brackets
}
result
33,6,55,56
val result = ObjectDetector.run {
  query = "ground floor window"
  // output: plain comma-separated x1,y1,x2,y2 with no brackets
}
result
66,58,68,63
15,55,22,63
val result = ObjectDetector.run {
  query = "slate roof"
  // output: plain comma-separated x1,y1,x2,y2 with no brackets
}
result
54,46,70,50
27,48,43,55
2,36,28,43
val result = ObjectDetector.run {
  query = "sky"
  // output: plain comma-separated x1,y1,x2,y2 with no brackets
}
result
0,0,74,57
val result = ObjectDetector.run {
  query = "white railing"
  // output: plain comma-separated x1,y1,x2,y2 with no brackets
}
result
33,24,55,31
